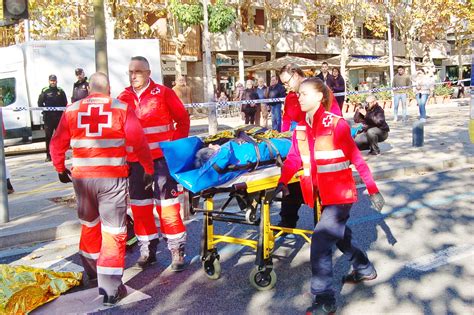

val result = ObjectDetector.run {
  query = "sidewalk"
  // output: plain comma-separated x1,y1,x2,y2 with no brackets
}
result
0,99,472,249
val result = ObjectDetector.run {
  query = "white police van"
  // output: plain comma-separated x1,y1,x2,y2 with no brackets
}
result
0,39,162,145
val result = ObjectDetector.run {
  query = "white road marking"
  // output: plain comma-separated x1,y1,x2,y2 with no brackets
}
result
405,244,474,272
33,285,151,314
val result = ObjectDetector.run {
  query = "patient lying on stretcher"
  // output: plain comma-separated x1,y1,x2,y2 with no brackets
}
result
194,144,221,168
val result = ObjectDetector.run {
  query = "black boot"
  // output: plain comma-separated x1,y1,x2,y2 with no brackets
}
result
103,284,127,306
306,294,337,315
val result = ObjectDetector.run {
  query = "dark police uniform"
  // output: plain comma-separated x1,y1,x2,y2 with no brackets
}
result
37,84,67,161
71,78,89,102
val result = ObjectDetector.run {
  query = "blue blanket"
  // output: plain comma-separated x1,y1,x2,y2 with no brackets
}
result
160,136,291,193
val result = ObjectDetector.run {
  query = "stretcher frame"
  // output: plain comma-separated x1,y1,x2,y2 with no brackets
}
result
192,166,322,290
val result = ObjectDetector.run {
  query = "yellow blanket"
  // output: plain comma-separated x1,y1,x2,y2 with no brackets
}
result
0,264,82,314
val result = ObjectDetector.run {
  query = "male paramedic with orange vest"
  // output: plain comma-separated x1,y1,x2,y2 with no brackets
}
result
274,78,385,314
50,72,154,306
118,56,191,271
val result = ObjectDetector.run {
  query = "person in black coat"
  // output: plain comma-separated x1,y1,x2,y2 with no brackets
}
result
37,74,68,162
326,67,345,111
315,61,330,84
354,95,390,155
241,80,259,125
71,68,89,102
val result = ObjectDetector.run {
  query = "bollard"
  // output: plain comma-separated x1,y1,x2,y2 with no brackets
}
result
412,121,424,147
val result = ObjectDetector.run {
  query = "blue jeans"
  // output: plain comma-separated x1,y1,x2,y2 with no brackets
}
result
416,93,429,120
270,103,282,132
311,204,374,298
393,93,407,121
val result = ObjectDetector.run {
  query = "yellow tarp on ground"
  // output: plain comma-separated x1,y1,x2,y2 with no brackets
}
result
0,264,82,314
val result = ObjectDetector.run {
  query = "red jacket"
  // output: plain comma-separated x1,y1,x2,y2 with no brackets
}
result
282,92,342,132
279,104,378,206
50,93,154,178
118,79,190,161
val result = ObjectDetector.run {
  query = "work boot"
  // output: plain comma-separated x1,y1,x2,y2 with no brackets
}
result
103,284,127,306
342,268,377,284
170,245,186,272
136,238,159,269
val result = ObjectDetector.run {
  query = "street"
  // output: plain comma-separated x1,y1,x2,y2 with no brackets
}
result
1,166,473,314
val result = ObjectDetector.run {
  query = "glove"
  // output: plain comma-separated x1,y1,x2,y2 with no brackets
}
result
143,173,154,191
58,169,72,184
270,183,289,202
370,192,385,212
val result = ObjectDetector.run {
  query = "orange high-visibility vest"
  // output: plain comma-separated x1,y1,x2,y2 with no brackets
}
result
296,112,357,206
65,96,129,178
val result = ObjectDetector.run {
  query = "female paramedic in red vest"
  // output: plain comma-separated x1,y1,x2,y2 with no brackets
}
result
275,78,385,314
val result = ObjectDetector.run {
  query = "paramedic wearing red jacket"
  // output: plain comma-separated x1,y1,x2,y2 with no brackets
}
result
118,56,190,272
50,72,154,306
275,78,385,314
278,64,342,230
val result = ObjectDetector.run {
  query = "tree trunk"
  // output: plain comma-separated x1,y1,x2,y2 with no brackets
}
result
406,36,416,76
203,0,218,135
104,0,115,41
454,30,464,80
340,18,353,88
175,44,183,78
93,0,109,76
236,6,245,83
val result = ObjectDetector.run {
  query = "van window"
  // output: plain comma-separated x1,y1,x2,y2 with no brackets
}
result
0,78,16,106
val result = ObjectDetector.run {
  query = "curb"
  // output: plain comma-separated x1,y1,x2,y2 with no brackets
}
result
0,220,81,250
1,155,472,251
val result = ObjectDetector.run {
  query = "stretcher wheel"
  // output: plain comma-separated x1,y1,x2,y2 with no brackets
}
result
245,209,257,223
249,267,277,290
203,259,221,280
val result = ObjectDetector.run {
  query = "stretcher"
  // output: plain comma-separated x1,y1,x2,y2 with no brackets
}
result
192,166,322,291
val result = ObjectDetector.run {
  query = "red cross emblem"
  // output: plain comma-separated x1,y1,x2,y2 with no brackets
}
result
322,115,333,127
77,104,112,136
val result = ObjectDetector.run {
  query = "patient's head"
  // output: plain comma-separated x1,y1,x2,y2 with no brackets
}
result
194,144,221,168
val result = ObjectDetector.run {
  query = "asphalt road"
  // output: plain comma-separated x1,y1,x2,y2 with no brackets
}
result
2,166,473,314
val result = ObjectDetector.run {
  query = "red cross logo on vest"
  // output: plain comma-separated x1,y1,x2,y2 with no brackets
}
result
322,114,333,127
77,104,112,137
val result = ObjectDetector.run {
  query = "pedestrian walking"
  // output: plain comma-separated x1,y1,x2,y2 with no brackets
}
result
413,69,435,122
255,77,268,127
172,76,193,115
50,72,154,306
37,74,68,162
315,61,330,84
326,67,346,111
71,68,89,102
118,56,191,272
266,75,286,132
241,80,259,125
273,77,385,314
392,66,411,122
354,94,390,155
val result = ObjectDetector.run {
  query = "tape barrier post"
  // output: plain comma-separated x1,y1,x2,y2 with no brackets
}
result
0,110,9,223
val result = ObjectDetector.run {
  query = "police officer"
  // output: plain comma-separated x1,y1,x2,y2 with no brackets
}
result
37,74,68,162
72,68,89,102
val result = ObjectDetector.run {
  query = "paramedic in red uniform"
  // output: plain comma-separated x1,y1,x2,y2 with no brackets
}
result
118,56,191,271
50,72,154,306
275,78,385,314
278,64,342,230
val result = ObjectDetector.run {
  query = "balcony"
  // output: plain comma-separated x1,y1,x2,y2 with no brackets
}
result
160,26,201,61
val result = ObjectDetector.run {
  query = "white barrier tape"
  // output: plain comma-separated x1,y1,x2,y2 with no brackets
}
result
1,79,470,111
